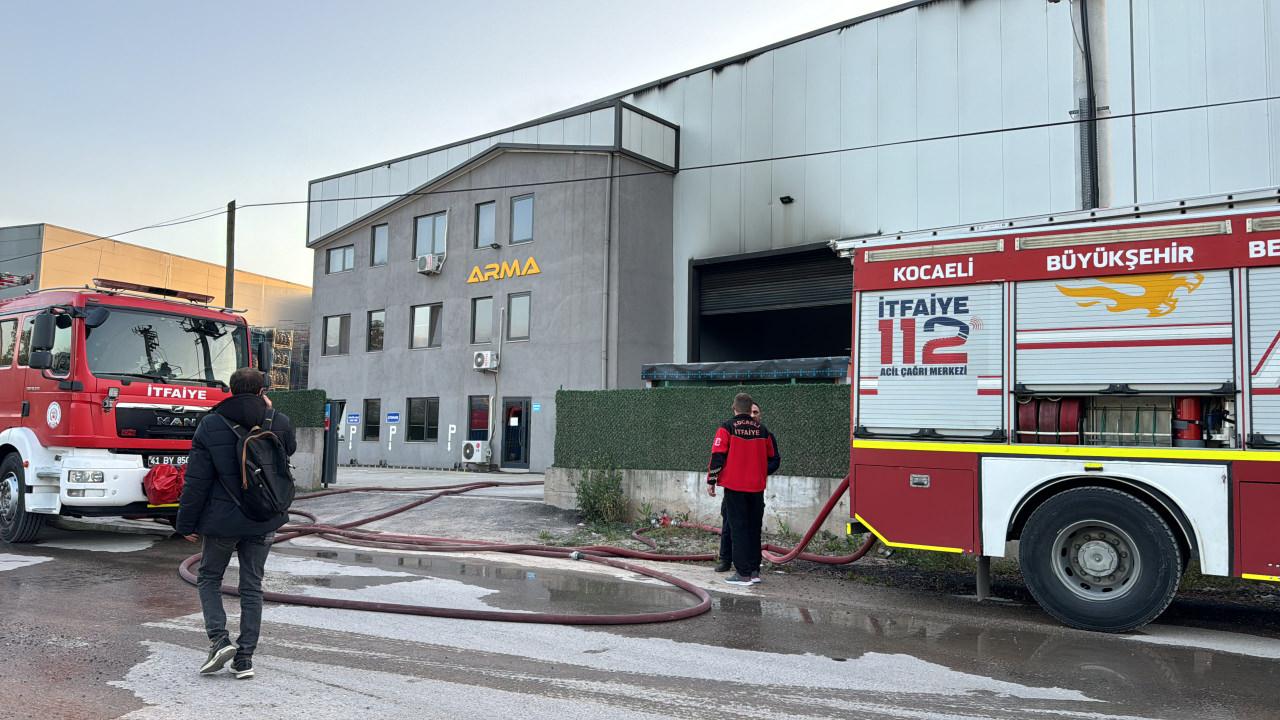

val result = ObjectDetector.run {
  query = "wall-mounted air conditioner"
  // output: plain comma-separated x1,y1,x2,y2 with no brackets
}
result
473,350,500,371
462,440,491,464
416,254,444,275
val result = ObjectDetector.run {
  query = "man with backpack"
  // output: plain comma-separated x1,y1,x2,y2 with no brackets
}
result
177,367,297,679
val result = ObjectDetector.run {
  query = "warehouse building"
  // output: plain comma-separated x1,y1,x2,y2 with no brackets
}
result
308,0,1280,471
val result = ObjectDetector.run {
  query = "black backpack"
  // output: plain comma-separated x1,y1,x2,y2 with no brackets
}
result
217,410,295,522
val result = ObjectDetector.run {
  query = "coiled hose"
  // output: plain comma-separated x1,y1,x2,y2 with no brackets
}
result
178,476,874,625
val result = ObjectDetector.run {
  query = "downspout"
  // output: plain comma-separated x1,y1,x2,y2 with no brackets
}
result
601,153,615,389
1079,0,1101,209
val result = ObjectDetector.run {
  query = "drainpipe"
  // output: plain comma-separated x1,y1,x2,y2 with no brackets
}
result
1078,0,1103,209
600,153,615,389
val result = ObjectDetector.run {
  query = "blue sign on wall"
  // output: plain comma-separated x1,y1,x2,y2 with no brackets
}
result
346,414,360,425
386,412,401,424
531,403,542,413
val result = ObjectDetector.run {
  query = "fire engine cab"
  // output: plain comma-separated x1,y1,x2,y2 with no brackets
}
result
834,195,1280,632
0,278,264,544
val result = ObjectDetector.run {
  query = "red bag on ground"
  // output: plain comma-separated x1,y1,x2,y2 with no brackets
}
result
143,464,186,505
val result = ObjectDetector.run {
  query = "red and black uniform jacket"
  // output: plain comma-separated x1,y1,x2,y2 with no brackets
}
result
706,414,780,493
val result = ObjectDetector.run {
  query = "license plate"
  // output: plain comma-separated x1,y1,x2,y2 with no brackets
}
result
145,455,188,468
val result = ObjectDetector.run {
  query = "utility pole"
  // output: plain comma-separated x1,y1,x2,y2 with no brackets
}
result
225,200,236,307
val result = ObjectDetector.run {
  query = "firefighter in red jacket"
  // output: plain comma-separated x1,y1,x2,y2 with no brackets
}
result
707,392,781,586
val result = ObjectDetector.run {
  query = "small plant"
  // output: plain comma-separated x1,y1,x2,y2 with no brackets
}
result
575,468,629,525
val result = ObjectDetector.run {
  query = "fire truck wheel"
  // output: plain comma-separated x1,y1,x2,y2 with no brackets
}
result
0,453,45,544
1020,486,1182,633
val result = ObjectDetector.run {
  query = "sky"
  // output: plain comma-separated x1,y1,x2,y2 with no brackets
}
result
0,0,901,286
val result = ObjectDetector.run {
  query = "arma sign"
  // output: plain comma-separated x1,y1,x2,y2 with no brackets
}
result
467,257,541,284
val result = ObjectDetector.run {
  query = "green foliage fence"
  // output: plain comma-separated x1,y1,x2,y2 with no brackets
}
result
555,385,850,478
268,389,327,428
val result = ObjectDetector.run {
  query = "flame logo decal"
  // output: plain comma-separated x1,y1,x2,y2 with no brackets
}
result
1055,272,1205,318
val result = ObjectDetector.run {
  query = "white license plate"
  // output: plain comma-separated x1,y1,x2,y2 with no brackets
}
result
146,455,188,468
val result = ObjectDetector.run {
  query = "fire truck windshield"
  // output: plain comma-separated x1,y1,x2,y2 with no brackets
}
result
85,308,248,387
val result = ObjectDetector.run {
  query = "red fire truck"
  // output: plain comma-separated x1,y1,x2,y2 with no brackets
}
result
834,195,1280,632
0,279,265,544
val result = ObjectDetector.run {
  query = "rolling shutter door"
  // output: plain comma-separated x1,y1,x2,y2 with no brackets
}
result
857,284,1004,436
699,253,850,315
1016,271,1234,388
1248,268,1280,440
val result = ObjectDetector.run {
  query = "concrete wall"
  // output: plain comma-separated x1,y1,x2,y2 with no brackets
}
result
545,467,849,537
291,428,324,491
0,224,43,300
309,150,657,472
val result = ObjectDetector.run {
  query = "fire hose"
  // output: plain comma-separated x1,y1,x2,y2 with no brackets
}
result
178,476,874,625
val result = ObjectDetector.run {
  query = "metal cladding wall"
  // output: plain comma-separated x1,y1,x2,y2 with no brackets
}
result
310,0,1280,362
1248,267,1280,439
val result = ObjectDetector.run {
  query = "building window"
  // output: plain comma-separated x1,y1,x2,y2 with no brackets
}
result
474,201,496,249
414,212,447,258
511,194,534,244
507,292,530,341
327,245,355,274
363,399,380,441
410,303,442,348
470,297,493,344
468,395,489,441
366,310,384,352
323,314,350,355
371,224,388,267
407,397,439,442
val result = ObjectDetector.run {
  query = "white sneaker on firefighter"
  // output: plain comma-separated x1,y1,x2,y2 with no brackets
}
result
723,573,753,586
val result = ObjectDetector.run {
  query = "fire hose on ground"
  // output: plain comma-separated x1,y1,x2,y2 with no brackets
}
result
178,477,875,625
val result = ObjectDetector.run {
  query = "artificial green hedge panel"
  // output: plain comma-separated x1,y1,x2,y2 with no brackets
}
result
555,384,850,478
267,389,327,428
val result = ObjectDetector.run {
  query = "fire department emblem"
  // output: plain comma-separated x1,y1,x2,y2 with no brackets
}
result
46,402,62,429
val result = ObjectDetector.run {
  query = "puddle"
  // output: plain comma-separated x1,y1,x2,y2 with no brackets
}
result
270,547,701,617
38,534,156,553
0,552,52,572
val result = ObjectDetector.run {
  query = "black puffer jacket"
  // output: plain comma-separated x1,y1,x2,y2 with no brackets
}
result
175,393,297,538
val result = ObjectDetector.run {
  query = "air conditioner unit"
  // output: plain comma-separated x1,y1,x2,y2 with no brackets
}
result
416,254,444,275
472,350,500,371
461,440,491,464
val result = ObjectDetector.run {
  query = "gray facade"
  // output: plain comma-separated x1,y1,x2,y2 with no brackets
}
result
308,150,672,471
0,224,43,300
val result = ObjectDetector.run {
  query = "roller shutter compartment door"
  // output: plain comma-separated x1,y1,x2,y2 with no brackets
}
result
857,283,1004,437
1248,268,1280,441
1015,271,1234,389
698,254,850,315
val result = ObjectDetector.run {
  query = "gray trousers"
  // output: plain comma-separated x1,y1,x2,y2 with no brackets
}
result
197,533,273,659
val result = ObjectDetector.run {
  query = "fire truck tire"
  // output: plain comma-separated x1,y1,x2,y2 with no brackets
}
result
1019,486,1182,633
0,453,45,544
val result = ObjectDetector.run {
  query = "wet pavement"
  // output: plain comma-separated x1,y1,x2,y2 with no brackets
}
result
2,512,1278,719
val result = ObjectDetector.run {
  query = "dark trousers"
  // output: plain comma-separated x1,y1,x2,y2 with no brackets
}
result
722,489,764,576
719,496,732,561
197,533,273,659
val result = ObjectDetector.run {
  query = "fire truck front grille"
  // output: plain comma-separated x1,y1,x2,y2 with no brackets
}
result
116,407,207,441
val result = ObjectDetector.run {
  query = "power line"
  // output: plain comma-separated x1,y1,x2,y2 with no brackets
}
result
2,207,230,264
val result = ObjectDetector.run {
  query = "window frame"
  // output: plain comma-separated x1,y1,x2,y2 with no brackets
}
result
413,211,448,258
510,194,534,245
406,396,440,443
470,296,493,345
366,309,385,353
0,317,19,368
474,201,496,250
409,303,443,349
326,244,355,274
362,399,381,441
506,291,531,341
370,224,389,267
322,314,351,356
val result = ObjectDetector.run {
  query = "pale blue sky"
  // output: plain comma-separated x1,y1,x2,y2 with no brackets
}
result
0,1,897,285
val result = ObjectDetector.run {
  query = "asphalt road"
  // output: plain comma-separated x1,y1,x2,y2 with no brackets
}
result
2,497,1278,719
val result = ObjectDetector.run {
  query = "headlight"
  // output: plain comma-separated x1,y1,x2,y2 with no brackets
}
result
68,470,105,484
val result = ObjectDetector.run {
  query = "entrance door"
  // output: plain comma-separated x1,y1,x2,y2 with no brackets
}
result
501,398,530,469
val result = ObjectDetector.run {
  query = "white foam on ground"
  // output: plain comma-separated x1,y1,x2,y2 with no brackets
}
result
234,553,417,578
0,553,51,572
262,598,1091,701
112,641,670,720
294,574,530,613
1121,625,1280,660
38,535,156,553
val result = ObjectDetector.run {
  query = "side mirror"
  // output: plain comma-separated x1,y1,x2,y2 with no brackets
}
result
84,307,111,329
255,341,273,379
31,313,56,353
